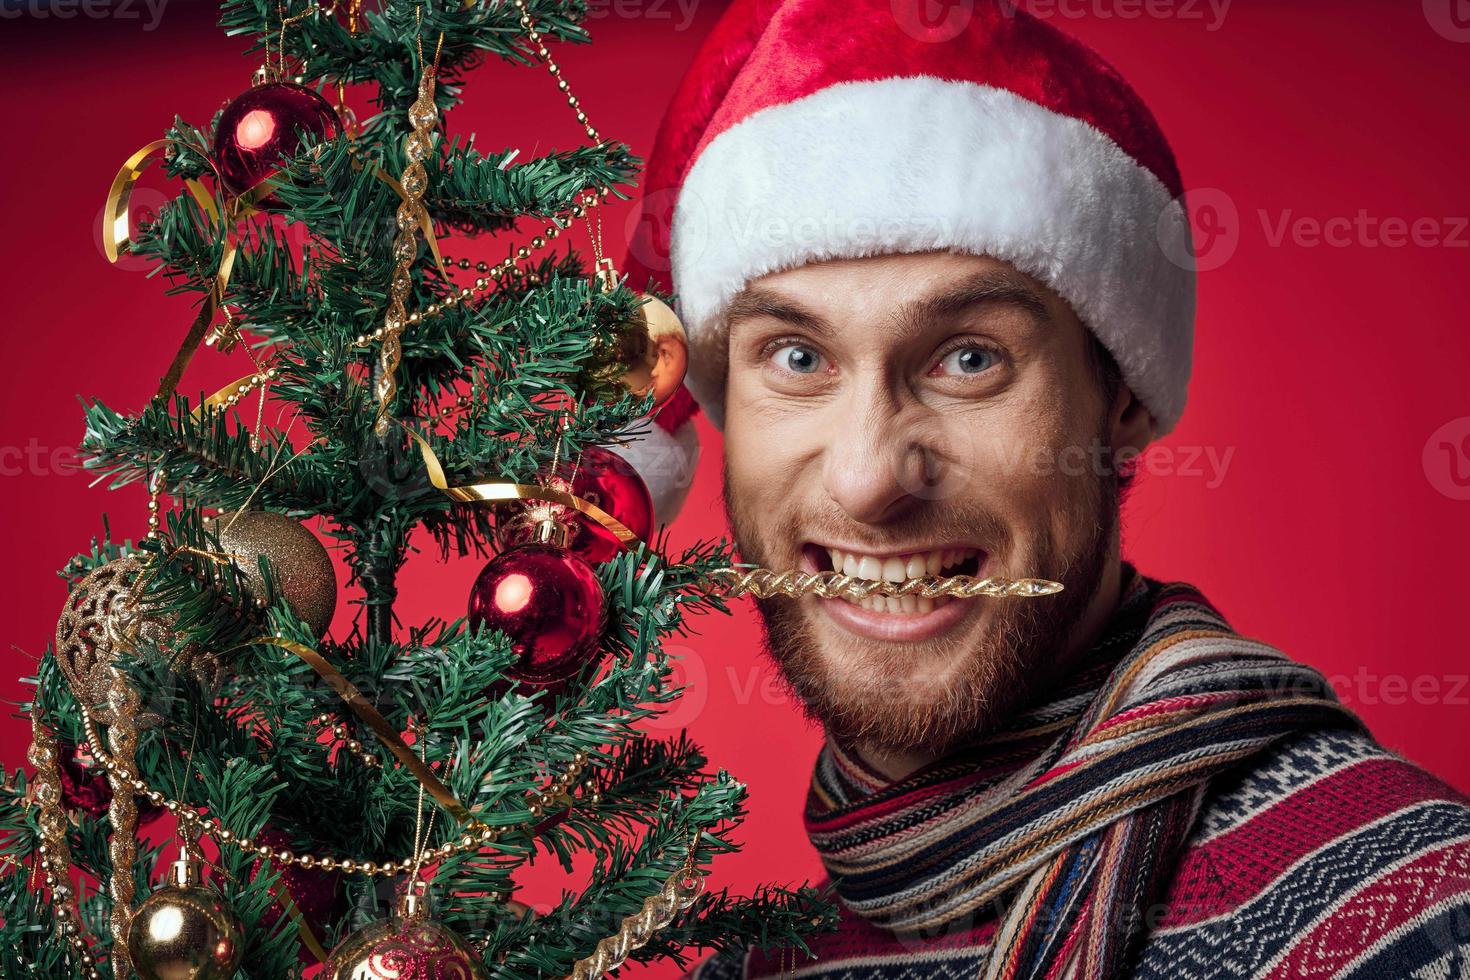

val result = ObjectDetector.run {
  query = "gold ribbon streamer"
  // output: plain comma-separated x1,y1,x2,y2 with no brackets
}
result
104,141,445,405
248,636,480,828
104,139,265,404
190,372,269,419
403,426,641,546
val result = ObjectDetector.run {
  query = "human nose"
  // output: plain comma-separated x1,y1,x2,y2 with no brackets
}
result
819,384,944,525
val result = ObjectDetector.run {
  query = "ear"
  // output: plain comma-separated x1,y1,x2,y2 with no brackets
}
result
1109,383,1155,464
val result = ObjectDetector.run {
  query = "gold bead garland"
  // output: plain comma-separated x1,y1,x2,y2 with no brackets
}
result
78,707,590,879
349,192,605,349
710,568,1066,601
511,0,601,145
310,713,383,768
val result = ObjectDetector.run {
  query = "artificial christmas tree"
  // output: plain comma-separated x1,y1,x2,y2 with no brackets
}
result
0,1,838,975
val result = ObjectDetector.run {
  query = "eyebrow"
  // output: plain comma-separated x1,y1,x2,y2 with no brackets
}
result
724,268,1052,340
910,271,1053,328
725,288,832,336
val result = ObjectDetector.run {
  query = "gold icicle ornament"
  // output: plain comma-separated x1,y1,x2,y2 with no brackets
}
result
374,65,440,436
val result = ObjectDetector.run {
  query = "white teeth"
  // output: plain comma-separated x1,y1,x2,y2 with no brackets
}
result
823,549,981,617
828,547,976,578
822,546,978,614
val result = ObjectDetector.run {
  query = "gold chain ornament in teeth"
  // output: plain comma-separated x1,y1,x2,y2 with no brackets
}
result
710,568,1065,601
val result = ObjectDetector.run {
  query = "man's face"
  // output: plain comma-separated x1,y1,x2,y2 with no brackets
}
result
721,251,1143,759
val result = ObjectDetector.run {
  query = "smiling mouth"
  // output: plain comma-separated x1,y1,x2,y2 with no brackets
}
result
800,543,985,615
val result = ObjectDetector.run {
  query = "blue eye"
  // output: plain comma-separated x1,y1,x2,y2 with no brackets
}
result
772,344,825,374
936,346,997,376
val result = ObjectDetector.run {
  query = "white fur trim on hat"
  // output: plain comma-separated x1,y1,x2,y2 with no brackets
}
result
670,75,1195,434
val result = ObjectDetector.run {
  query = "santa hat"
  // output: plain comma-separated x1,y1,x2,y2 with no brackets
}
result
621,0,1195,521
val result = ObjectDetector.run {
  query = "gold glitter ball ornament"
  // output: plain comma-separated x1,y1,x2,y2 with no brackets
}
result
127,860,244,980
206,510,337,637
54,556,217,722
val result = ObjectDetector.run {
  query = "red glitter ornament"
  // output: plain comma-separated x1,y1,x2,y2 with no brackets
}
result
252,828,345,961
568,446,653,564
212,82,339,206
467,543,605,688
57,739,163,824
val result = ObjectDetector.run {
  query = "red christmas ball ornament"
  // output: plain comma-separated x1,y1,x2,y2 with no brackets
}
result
468,543,605,688
324,882,485,979
252,829,345,960
212,82,339,206
568,447,653,564
57,739,163,824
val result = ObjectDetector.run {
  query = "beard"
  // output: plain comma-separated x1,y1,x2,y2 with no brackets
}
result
723,426,1121,760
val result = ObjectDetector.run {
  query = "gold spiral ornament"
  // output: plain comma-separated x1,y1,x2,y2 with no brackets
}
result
709,568,1064,601
563,847,706,980
104,668,143,973
373,66,439,436
26,718,102,978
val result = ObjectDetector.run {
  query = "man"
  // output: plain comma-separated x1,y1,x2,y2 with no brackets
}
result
619,1,1470,977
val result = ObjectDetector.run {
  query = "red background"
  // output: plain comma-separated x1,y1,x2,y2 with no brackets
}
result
3,1,1469,974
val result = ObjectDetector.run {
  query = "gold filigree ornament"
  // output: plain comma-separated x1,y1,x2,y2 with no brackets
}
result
52,556,220,726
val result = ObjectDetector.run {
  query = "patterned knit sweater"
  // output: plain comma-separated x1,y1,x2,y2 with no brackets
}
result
692,571,1470,980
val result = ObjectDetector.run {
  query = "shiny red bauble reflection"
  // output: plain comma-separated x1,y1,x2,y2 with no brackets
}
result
568,447,653,564
468,543,605,687
212,82,339,205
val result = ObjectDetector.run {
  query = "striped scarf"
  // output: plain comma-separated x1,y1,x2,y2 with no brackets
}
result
804,565,1368,980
